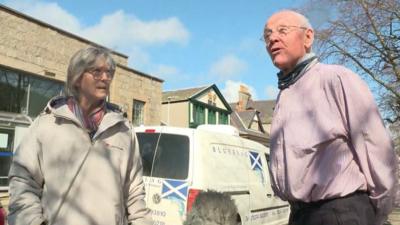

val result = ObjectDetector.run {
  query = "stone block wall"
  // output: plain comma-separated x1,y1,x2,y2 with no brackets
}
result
0,5,162,124
0,7,127,82
112,66,162,125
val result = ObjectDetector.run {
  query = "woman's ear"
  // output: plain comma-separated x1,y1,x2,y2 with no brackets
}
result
74,76,82,90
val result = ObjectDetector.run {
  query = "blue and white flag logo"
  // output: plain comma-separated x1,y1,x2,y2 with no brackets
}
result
249,151,262,171
161,179,188,201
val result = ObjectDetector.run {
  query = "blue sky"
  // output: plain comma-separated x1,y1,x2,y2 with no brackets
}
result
1,0,307,102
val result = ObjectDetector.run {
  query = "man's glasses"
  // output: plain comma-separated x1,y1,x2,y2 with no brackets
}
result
86,68,114,81
261,25,308,45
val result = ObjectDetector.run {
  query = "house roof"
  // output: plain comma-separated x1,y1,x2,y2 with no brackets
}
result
230,111,268,139
162,86,208,103
236,110,257,128
246,100,275,124
162,84,232,112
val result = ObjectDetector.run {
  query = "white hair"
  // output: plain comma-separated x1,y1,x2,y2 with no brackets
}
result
275,9,313,29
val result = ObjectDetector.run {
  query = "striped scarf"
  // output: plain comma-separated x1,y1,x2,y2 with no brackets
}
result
67,97,106,137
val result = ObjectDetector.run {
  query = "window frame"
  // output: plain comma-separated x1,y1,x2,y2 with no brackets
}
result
218,112,229,125
0,65,64,118
132,99,145,126
208,109,216,124
137,132,190,180
190,103,206,128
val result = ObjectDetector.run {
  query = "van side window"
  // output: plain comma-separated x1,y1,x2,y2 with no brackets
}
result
137,133,189,180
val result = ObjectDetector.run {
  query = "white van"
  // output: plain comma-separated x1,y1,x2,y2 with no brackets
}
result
0,112,32,221
135,125,289,225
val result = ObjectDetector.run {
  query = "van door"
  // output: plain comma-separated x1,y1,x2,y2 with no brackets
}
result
200,140,251,225
136,132,191,225
256,153,289,224
247,149,271,224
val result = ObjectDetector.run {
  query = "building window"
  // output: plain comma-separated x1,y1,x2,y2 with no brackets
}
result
0,66,64,118
208,109,216,124
132,100,145,126
219,112,229,125
194,104,205,124
190,103,205,128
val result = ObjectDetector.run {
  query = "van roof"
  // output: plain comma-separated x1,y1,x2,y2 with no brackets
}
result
197,125,239,136
135,125,270,154
135,125,239,136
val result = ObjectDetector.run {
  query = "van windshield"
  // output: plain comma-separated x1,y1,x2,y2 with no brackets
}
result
136,133,189,180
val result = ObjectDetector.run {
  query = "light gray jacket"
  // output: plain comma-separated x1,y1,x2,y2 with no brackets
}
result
8,97,152,225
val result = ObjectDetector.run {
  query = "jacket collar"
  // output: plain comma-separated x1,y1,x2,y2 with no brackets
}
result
94,111,127,140
45,96,127,139
46,96,82,126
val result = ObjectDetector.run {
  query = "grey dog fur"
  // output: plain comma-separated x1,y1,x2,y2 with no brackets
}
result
184,190,239,225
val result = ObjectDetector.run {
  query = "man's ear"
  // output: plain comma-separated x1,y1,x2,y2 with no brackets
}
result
304,29,314,51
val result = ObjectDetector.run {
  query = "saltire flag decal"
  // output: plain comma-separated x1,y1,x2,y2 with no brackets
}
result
161,179,188,201
249,151,262,170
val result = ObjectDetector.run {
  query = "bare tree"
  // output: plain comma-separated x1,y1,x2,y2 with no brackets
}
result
389,120,400,155
300,0,400,124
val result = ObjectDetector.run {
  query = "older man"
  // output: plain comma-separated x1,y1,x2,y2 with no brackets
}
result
263,10,398,225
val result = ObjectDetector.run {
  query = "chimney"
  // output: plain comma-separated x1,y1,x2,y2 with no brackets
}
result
237,85,251,111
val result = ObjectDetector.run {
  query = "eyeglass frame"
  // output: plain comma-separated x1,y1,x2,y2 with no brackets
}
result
261,25,308,45
85,67,115,81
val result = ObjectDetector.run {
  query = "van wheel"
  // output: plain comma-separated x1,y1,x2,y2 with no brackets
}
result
236,214,242,225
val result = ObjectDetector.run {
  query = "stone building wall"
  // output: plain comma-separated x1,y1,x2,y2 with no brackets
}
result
0,5,162,124
0,7,127,83
112,65,162,125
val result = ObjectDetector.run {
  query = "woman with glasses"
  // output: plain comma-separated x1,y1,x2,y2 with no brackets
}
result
8,47,152,225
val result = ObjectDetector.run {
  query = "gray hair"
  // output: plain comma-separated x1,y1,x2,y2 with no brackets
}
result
65,46,116,98
184,190,239,225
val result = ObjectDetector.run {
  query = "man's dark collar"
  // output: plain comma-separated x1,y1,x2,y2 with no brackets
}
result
277,55,318,90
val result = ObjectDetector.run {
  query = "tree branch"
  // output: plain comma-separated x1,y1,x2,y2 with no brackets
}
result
327,39,400,99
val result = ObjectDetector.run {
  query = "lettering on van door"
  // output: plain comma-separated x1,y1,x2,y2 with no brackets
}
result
211,144,247,157
250,206,289,222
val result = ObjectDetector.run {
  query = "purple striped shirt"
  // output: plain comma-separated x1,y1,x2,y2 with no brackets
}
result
269,62,398,223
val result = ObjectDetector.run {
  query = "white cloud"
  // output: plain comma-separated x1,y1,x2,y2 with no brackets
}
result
221,80,258,103
265,85,279,99
126,47,151,68
4,0,190,78
210,55,247,80
5,0,81,33
81,10,190,48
